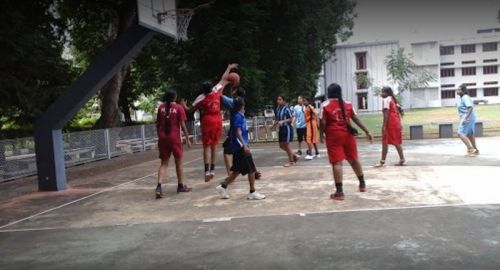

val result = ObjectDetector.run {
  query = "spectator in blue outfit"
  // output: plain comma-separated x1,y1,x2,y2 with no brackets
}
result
272,95,298,167
456,84,479,156
293,96,307,156
216,97,266,200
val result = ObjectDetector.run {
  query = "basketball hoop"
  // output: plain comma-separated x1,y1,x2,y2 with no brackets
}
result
156,8,194,41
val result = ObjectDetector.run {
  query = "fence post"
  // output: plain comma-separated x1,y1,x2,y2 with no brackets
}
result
141,125,146,152
104,128,112,159
253,117,259,142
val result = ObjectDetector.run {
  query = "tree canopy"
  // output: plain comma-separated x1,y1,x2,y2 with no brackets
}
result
0,0,73,132
1,0,356,136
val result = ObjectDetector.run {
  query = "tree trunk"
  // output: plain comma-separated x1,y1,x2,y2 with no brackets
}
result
94,0,137,129
95,67,127,128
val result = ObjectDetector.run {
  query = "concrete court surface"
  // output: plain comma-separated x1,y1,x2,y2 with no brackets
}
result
1,136,500,269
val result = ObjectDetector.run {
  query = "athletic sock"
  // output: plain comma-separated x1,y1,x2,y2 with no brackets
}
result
221,183,227,189
157,183,161,188
335,183,343,193
204,163,209,172
358,175,366,187
306,150,311,155
314,145,319,155
178,183,184,188
250,189,255,193
210,164,215,171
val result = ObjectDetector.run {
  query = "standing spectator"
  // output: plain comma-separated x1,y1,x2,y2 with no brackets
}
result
456,84,479,156
293,96,306,155
303,97,320,160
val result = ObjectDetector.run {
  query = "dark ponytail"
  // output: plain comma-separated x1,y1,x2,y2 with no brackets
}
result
327,83,359,135
327,83,347,122
163,89,177,133
382,86,404,117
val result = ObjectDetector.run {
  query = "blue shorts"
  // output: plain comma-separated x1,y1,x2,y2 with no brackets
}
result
279,125,294,143
458,115,476,136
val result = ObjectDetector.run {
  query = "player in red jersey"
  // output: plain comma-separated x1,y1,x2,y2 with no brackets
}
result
374,86,405,167
185,64,238,182
319,83,373,200
155,89,192,199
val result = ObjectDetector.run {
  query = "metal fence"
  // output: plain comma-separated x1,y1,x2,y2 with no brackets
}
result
0,117,280,182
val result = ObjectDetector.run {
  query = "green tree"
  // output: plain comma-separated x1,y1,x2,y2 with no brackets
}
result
58,0,137,128
384,48,436,103
0,0,73,132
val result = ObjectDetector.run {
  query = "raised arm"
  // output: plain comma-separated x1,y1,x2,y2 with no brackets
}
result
217,63,239,88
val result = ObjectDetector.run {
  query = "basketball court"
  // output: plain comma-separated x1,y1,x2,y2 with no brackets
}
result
4,0,500,268
1,136,500,269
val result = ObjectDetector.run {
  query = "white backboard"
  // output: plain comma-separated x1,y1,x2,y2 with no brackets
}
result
137,0,177,39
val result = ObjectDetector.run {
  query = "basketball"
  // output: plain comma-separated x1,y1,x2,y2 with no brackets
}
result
227,72,240,87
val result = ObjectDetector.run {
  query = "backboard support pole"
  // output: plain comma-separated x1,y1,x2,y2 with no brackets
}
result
35,25,155,191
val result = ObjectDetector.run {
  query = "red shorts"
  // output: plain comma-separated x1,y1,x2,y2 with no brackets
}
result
158,140,183,160
201,120,222,146
382,126,402,145
325,131,358,163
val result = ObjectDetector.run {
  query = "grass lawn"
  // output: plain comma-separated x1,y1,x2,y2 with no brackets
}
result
357,104,500,137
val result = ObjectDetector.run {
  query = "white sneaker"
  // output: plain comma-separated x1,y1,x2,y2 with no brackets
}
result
216,185,230,199
314,154,321,158
304,155,314,160
247,191,266,200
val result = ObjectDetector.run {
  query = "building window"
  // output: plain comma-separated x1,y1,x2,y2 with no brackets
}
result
484,88,499,96
357,92,368,110
484,81,498,85
483,42,498,52
462,67,476,76
440,68,455,77
483,59,498,63
441,84,455,88
441,90,455,99
468,89,477,97
461,44,476,53
440,46,454,55
355,52,367,70
463,83,476,87
440,62,454,66
483,65,498,74
461,60,476,64
355,72,368,89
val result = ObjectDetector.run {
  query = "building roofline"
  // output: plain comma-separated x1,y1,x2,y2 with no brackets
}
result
334,40,399,49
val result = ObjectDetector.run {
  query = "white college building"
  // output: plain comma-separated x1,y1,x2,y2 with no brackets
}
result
318,30,500,112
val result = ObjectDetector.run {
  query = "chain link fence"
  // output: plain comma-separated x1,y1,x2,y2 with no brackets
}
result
0,118,280,183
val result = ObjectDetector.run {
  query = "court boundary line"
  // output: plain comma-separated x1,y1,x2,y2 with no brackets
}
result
0,157,203,230
2,202,498,233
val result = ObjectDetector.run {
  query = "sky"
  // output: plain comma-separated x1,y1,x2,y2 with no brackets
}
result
345,0,500,44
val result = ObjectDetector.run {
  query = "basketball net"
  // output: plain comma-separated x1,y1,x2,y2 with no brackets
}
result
157,9,194,41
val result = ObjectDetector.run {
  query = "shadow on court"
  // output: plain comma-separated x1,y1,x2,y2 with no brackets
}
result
1,137,500,269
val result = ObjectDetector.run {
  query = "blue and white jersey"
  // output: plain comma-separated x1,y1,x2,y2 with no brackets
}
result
275,104,293,125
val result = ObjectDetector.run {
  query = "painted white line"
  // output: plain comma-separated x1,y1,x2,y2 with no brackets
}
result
1,202,488,233
202,217,232,223
0,157,203,230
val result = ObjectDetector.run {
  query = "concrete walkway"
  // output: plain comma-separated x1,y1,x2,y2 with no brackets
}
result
1,137,500,269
